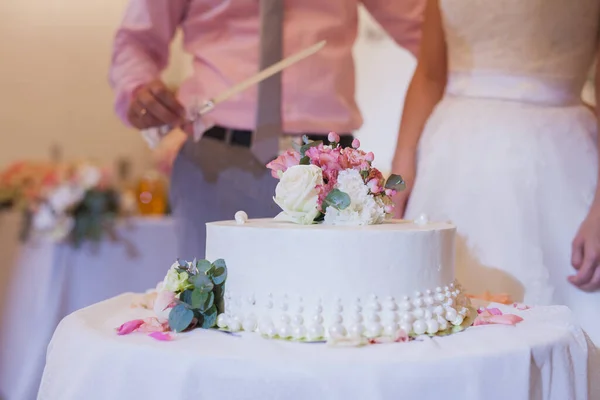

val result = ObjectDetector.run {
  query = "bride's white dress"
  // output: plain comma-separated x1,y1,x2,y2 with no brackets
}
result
405,0,600,344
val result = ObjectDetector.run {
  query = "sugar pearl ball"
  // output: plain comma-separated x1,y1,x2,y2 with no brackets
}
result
216,314,228,329
292,315,304,326
229,320,242,332
329,324,347,338
445,308,458,322
384,323,400,336
242,316,257,332
293,325,307,340
426,319,439,334
234,210,248,224
452,315,465,326
348,323,365,338
434,305,445,316
279,324,293,338
437,318,449,331
412,319,427,335
307,324,325,340
365,323,383,338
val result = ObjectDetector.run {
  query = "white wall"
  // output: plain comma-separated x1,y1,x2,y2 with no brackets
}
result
0,0,185,175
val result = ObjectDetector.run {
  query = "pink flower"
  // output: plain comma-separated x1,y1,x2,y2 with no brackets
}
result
384,205,394,214
116,319,145,335
340,148,370,171
385,189,395,196
266,150,301,179
328,132,340,143
474,308,524,326
352,138,361,149
367,178,383,194
365,152,375,162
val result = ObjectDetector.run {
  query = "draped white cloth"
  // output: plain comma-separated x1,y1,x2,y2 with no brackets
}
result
38,293,599,400
0,213,177,400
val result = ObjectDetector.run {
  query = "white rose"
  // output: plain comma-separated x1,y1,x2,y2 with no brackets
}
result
48,184,85,214
77,164,102,190
273,165,322,225
324,169,385,226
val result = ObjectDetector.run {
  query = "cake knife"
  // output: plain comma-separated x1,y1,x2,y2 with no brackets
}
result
141,40,327,148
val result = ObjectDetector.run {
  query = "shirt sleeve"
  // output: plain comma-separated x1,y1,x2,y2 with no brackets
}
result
359,0,426,57
109,0,189,125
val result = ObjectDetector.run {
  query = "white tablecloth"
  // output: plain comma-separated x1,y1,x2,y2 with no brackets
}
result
0,213,178,400
38,293,600,400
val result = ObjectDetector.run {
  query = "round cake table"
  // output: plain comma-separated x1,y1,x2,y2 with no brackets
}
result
38,294,599,400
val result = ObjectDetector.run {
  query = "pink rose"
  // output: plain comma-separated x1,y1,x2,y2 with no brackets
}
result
266,150,301,179
352,138,361,149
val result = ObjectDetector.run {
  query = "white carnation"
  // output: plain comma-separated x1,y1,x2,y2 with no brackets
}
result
324,169,385,226
273,165,322,225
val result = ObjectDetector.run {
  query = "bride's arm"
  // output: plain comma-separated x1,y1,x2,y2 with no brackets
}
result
569,58,600,291
391,0,448,216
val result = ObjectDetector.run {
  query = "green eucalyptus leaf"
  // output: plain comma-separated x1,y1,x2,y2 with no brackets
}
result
323,189,351,211
211,259,228,285
300,140,322,157
215,296,225,315
360,170,369,180
192,273,214,293
385,174,406,191
190,289,210,309
299,156,310,165
177,259,188,268
196,259,213,274
201,305,218,329
180,289,194,306
168,304,194,332
198,291,214,312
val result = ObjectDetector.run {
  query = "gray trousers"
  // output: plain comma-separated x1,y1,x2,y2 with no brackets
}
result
169,136,280,260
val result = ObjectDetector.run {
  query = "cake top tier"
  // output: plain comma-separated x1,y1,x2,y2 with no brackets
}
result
208,218,454,232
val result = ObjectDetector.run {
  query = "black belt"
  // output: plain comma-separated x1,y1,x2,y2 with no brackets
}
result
203,126,354,148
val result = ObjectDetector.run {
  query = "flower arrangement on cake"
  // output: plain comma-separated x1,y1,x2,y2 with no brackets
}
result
266,133,405,225
0,160,120,246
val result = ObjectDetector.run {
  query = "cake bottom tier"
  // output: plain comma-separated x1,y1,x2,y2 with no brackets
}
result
216,280,472,340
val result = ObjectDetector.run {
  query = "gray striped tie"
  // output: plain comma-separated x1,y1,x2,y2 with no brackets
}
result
251,0,283,165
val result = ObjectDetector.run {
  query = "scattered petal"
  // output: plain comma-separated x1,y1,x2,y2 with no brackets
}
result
138,317,170,333
148,332,173,341
116,319,145,335
513,303,531,310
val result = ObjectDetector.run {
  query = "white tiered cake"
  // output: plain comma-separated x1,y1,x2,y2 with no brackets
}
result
208,218,471,340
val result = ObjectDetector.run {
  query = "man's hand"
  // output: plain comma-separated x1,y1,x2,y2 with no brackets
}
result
127,80,185,130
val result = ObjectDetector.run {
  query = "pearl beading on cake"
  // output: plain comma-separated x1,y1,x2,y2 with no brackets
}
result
216,281,471,340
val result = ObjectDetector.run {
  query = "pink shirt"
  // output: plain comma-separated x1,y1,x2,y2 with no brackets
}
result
110,0,424,135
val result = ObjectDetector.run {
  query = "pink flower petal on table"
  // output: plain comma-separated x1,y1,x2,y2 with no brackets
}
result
513,303,531,310
486,308,503,316
148,332,173,341
137,317,170,333
116,319,145,335
488,314,523,325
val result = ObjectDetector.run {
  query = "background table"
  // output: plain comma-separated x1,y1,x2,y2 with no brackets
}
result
38,294,600,400
0,213,178,400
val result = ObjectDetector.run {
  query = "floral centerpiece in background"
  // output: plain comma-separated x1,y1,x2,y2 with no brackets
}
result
0,160,121,246
266,133,405,225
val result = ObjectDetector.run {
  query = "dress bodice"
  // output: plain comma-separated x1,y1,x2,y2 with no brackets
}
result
440,0,600,105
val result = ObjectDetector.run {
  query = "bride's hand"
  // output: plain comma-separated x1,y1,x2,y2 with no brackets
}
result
391,161,416,219
569,209,600,292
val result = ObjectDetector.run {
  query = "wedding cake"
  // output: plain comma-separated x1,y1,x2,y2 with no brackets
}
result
201,134,472,340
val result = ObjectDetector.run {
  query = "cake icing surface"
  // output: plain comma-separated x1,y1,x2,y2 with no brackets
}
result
207,218,471,340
